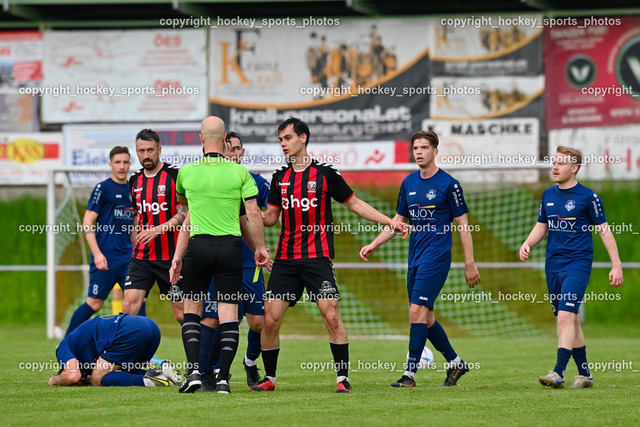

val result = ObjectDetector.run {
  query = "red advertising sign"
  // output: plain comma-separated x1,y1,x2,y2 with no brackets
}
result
545,16,640,129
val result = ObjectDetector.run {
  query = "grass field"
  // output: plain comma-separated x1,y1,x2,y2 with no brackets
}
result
2,324,640,426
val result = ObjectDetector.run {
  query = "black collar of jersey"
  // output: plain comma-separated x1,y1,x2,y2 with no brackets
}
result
287,159,317,168
204,152,224,158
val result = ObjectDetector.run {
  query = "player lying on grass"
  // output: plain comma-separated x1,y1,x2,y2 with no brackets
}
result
520,145,623,389
49,313,181,387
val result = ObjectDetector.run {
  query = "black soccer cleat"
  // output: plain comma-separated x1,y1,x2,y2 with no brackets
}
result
216,380,232,394
442,360,469,386
243,358,261,388
195,376,217,392
391,375,416,387
336,379,352,393
179,371,201,393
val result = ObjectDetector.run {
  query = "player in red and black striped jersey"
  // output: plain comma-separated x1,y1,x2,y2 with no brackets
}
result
269,160,353,260
250,117,409,394
122,129,187,325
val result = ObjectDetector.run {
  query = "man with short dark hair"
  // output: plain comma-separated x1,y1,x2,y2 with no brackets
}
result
520,145,623,389
122,129,187,324
251,117,408,394
65,146,136,336
360,130,480,388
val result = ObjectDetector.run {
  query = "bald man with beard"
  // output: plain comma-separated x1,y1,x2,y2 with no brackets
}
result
171,116,270,393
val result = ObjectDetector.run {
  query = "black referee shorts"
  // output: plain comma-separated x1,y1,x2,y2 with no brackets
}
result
266,258,340,307
180,234,243,304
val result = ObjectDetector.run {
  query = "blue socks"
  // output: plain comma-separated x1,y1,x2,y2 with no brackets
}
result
246,329,261,362
573,346,590,377
138,301,146,317
198,324,217,381
100,371,145,386
428,320,457,362
554,348,572,377
407,323,428,374
65,303,96,336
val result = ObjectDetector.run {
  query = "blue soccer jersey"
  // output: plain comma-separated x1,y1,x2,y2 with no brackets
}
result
396,169,469,268
537,183,607,272
86,178,136,259
56,314,122,374
241,172,270,268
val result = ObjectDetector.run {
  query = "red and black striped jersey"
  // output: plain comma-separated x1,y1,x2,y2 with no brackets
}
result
129,163,181,261
267,161,354,260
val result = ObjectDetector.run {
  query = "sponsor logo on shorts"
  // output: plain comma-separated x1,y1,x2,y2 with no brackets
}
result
319,280,337,293
419,296,429,301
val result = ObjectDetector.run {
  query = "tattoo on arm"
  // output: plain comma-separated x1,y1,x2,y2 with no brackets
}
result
172,204,188,226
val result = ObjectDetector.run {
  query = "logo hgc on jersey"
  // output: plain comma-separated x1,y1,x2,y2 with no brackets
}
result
282,195,317,212
137,199,168,215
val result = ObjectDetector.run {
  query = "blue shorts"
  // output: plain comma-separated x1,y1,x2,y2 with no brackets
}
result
88,256,131,300
202,267,266,319
545,269,591,315
407,257,451,310
101,315,161,367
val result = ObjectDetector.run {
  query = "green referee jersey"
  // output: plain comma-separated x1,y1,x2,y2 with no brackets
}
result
176,153,258,237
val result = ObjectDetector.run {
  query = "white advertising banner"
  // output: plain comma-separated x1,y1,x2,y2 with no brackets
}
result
0,133,63,184
549,125,640,180
421,118,540,182
42,29,207,123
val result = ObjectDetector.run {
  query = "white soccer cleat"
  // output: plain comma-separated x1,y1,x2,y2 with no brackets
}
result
161,361,182,386
570,375,593,389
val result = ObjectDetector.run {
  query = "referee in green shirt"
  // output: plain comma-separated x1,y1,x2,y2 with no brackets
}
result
172,116,270,394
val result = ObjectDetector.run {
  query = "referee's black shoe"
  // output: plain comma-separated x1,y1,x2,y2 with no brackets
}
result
442,360,469,386
243,358,261,388
179,371,201,393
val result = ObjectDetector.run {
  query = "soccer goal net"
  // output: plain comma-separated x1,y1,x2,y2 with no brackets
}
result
47,164,553,339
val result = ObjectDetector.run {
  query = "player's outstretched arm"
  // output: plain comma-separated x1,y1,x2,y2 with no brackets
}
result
596,223,624,287
136,202,188,245
82,210,108,270
360,213,409,261
49,358,83,386
169,212,190,285
244,198,270,268
454,214,481,288
344,195,410,238
262,204,281,227
519,222,548,261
